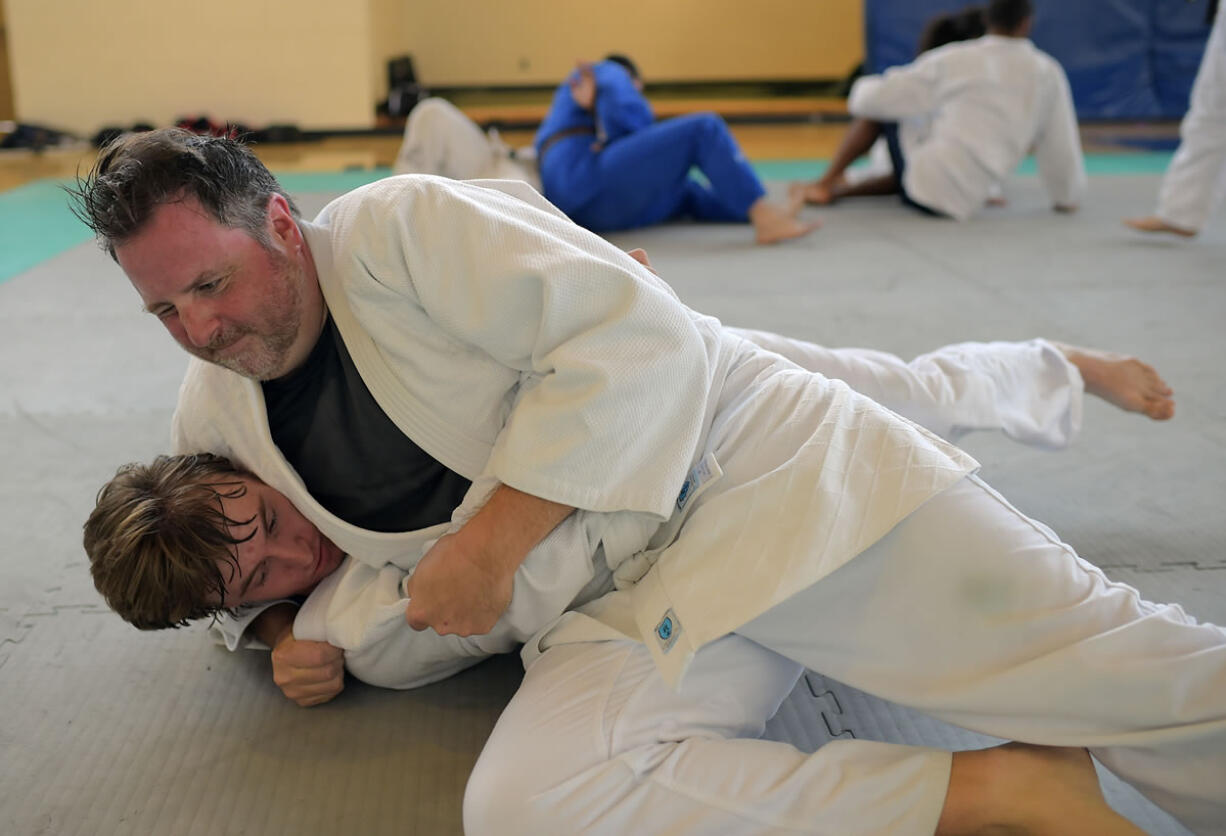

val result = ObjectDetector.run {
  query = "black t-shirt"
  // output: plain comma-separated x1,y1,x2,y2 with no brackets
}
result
262,316,472,532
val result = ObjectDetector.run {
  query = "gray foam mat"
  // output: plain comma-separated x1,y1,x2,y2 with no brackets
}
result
762,670,1195,835
3,175,1223,834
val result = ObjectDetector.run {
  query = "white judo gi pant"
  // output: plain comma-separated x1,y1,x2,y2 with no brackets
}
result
729,330,1080,450
466,475,1226,836
393,97,539,188
1157,10,1226,232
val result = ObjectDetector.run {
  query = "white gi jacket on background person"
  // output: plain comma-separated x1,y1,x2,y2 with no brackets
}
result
850,35,1087,220
173,174,975,688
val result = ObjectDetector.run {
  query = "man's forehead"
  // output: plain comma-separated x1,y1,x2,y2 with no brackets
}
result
117,204,245,296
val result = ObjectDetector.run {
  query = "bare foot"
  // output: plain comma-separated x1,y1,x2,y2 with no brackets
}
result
788,176,844,206
749,199,821,245
1123,215,1197,238
986,195,1008,208
1054,342,1175,420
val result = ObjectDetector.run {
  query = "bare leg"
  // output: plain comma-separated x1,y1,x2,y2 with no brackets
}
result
789,118,885,205
1054,342,1176,420
939,744,1147,836
748,197,821,245
1122,215,1198,238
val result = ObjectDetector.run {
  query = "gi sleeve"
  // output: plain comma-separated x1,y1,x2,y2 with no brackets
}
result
1032,64,1087,210
295,502,611,690
340,176,714,519
208,600,294,651
593,61,654,143
848,58,940,121
294,559,492,690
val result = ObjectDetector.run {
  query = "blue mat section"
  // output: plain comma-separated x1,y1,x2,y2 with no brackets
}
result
0,155,1175,285
864,0,1213,119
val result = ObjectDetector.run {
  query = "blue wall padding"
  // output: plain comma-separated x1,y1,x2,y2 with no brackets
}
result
863,0,1213,119
1152,0,1215,113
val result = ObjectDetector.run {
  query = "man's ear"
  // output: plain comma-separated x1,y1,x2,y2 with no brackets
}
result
267,194,301,250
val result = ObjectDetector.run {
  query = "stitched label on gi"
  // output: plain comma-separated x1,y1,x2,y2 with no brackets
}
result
654,608,682,653
676,453,719,512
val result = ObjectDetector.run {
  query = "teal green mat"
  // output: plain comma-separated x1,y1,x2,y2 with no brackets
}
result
0,180,98,283
0,168,393,287
0,153,1174,286
751,151,1176,181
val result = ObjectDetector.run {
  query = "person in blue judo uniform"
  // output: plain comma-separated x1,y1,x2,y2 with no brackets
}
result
534,54,818,244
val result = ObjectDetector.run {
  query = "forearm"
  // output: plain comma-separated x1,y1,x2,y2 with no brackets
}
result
249,602,298,648
456,484,575,578
584,61,650,141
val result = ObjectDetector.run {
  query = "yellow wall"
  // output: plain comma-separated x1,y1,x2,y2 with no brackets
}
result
6,0,378,134
5,0,862,134
0,0,15,121
386,0,863,89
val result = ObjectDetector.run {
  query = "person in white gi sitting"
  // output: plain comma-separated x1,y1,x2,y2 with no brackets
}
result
71,128,1221,834
792,0,1086,220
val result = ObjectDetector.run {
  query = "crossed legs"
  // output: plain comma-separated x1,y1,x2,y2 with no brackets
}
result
468,475,1225,835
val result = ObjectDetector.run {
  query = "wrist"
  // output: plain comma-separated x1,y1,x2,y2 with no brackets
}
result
250,602,298,647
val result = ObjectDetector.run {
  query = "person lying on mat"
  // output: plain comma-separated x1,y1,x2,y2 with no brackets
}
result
81,319,1176,690
82,452,1173,836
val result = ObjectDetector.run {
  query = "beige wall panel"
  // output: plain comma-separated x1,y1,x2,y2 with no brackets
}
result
6,0,377,135
378,0,863,89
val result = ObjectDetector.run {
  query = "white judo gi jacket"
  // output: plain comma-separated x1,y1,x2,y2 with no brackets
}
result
286,471,614,689
850,35,1087,220
173,175,977,687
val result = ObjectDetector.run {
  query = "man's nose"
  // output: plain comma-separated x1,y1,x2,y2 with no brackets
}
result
178,304,220,348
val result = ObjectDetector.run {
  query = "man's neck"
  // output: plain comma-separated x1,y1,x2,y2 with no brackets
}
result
267,233,329,382
987,25,1031,39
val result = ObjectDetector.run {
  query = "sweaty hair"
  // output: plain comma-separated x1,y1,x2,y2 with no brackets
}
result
603,53,641,81
985,0,1032,31
83,453,256,630
918,5,986,54
66,128,300,260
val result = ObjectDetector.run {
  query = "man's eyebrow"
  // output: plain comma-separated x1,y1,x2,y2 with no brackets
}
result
237,495,267,599
141,269,232,314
